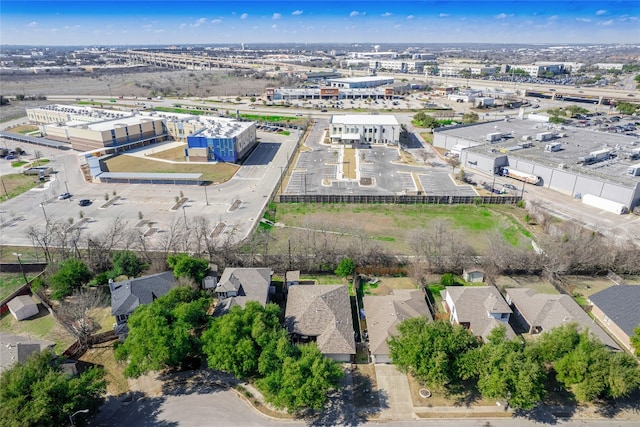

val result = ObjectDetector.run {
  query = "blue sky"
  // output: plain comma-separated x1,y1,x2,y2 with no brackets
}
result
1,1,638,45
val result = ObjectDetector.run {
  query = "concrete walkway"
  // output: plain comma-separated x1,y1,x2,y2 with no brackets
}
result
374,364,416,421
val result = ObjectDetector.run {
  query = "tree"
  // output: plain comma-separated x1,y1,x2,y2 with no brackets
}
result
167,253,210,285
111,250,146,278
115,287,212,377
461,112,479,124
334,257,355,278
0,351,106,427
57,288,108,348
49,258,92,300
412,112,440,129
202,302,283,378
459,326,546,410
631,325,640,357
389,318,479,389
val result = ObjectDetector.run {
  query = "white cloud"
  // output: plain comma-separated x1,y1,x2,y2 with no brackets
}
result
439,13,449,17
211,19,222,24
349,11,360,17
576,18,591,22
495,13,508,19
27,21,37,27
548,15,558,21
406,15,414,20
381,12,392,17
51,28,58,33
154,29,165,33
595,10,607,16
179,23,187,29
292,10,303,16
393,24,401,29
272,24,278,29
272,13,281,20
193,18,207,27
601,19,614,26
240,13,248,20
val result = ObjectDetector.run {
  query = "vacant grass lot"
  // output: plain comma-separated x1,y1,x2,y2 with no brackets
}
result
104,154,239,183
0,173,43,202
0,273,29,301
266,203,532,255
147,145,188,161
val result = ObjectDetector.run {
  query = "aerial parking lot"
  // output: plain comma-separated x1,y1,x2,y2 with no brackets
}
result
284,119,477,197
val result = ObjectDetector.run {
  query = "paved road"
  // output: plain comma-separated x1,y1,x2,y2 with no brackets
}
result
88,388,639,427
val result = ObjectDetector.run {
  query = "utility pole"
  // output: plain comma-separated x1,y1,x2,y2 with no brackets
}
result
12,253,28,284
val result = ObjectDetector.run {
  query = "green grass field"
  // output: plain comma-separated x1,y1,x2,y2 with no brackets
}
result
0,274,28,301
257,203,533,255
0,173,43,202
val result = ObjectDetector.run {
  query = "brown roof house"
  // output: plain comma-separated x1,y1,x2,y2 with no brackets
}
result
213,268,272,316
110,271,178,340
588,285,640,352
363,289,432,363
506,288,620,351
285,284,355,362
7,295,39,321
442,286,516,341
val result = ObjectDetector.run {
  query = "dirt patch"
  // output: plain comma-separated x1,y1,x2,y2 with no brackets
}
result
343,147,357,180
406,374,495,408
353,364,380,408
80,345,129,396
563,275,619,297
495,275,560,295
128,371,164,397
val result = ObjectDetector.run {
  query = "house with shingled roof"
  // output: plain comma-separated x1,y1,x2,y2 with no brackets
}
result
363,289,431,363
109,271,177,340
285,284,355,362
213,268,272,317
588,285,640,353
441,286,516,342
506,288,620,351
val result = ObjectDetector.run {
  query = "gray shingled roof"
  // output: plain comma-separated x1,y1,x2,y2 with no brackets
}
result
285,285,355,356
0,333,55,373
589,285,640,337
7,295,37,312
507,288,620,350
213,268,272,316
443,286,515,341
110,271,176,317
363,289,431,357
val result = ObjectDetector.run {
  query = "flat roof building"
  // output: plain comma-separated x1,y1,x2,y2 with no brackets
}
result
433,118,640,210
328,76,394,89
330,114,400,145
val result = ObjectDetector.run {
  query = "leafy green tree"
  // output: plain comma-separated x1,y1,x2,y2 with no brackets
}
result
334,257,356,278
258,343,343,413
459,327,545,409
0,351,106,427
202,302,283,378
615,102,640,115
112,250,146,278
630,325,640,357
167,253,210,284
49,258,93,299
532,323,582,363
115,286,212,377
412,112,440,129
565,105,589,117
389,318,479,389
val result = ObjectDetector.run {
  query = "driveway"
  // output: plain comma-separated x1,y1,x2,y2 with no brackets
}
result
374,364,415,421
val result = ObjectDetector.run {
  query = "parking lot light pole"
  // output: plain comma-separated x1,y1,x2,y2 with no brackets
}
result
69,409,89,427
39,203,48,223
182,205,188,230
203,185,209,206
12,253,28,284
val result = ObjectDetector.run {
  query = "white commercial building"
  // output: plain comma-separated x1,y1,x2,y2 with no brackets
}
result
329,114,400,145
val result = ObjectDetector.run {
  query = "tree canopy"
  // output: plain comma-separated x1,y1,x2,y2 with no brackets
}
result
412,112,441,129
111,250,146,278
167,253,210,284
630,325,640,357
202,302,343,413
0,351,106,427
115,286,212,378
334,257,356,278
49,257,93,300
389,318,479,389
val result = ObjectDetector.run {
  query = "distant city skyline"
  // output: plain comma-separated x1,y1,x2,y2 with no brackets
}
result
1,1,638,46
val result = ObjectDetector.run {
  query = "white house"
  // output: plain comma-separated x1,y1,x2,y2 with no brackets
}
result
329,114,400,145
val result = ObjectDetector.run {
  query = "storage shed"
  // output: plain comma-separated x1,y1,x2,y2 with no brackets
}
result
7,295,39,321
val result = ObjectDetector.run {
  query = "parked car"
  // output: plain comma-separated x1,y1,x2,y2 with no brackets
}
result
58,192,72,200
78,199,91,206
5,155,16,160
503,183,518,190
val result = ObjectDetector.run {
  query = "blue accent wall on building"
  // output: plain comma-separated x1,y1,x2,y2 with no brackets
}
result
187,134,238,162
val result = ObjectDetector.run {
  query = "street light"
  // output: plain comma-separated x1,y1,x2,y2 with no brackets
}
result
69,409,89,427
39,203,48,223
12,253,28,284
182,205,188,229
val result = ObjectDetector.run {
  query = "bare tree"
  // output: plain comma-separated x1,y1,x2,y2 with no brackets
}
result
56,288,108,348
